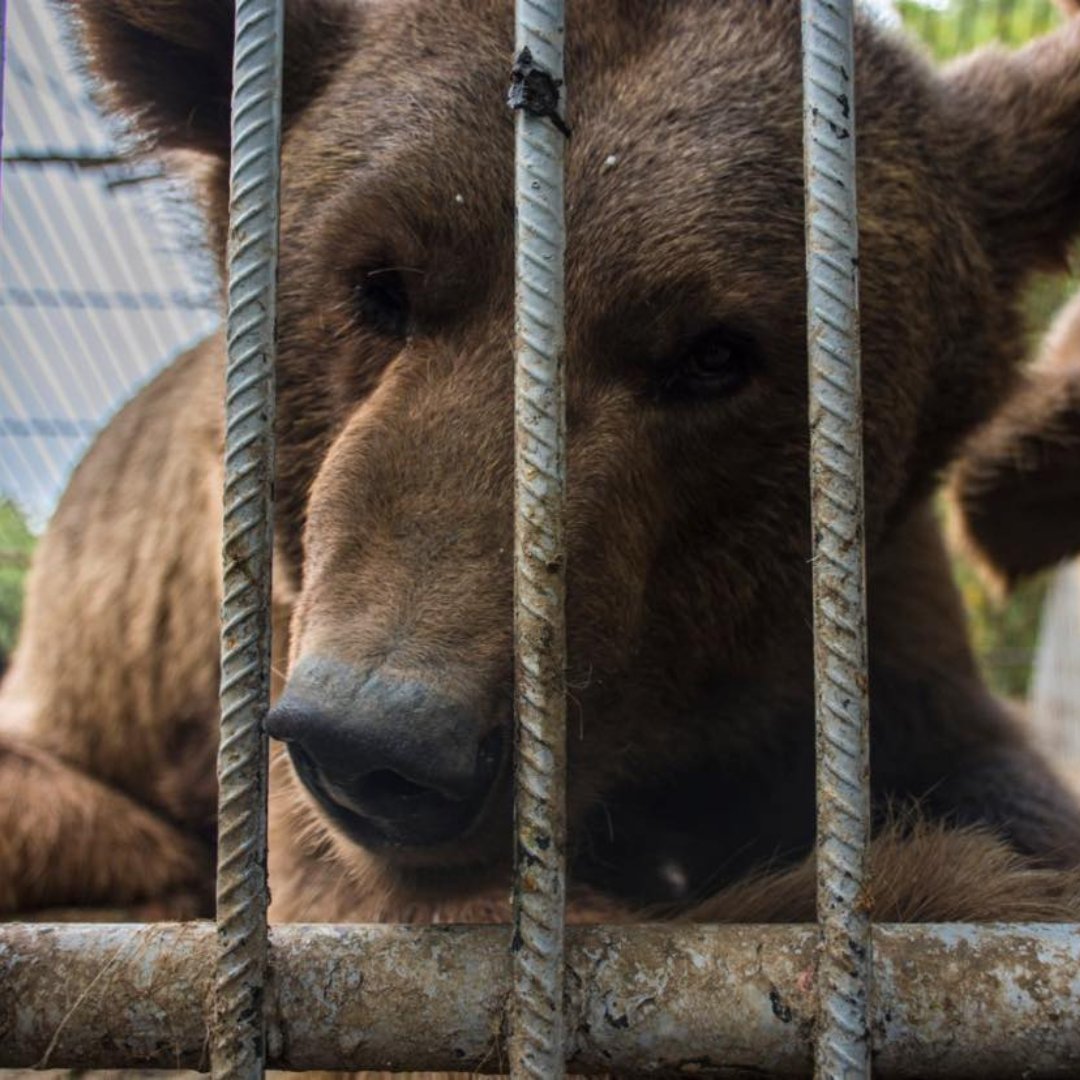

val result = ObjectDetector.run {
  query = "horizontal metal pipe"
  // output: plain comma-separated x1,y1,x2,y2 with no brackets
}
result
3,923,1080,1076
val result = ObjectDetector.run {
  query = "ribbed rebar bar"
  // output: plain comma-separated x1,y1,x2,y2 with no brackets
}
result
509,2,568,1077
214,2,283,1079
801,2,872,1078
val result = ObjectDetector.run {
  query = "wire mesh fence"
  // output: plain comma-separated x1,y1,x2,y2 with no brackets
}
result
0,2,217,531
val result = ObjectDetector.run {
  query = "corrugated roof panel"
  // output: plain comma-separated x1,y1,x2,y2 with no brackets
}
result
0,3,218,526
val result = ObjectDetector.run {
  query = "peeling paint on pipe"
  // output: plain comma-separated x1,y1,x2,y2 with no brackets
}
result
3,923,1080,1076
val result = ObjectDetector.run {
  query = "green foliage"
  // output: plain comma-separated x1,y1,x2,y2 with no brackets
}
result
897,0,1060,57
1025,266,1080,347
0,499,35,666
952,554,1049,698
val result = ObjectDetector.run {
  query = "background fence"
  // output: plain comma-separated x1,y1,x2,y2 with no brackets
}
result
0,1,218,665
0,1,217,529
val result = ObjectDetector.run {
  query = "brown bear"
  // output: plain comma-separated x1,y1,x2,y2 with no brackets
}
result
951,286,1080,591
5,0,1080,930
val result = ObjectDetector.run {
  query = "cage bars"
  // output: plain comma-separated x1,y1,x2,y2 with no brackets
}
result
213,1,284,1078
8,3,1080,1080
802,1,872,1077
509,1,570,1077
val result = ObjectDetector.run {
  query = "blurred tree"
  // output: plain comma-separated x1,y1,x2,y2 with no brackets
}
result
0,500,35,670
898,0,1060,56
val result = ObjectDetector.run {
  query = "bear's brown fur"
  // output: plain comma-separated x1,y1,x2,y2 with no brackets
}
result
951,286,1080,589
6,0,1080,934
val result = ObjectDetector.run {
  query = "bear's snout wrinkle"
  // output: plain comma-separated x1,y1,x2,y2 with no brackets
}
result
267,656,507,851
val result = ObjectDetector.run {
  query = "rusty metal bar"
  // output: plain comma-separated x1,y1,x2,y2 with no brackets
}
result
802,1,871,1077
508,1,569,1077
5,922,1080,1076
215,0,284,1078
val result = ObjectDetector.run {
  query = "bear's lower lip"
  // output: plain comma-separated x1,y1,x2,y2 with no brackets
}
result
288,728,508,852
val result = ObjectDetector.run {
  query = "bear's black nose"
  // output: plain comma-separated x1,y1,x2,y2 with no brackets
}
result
266,656,506,849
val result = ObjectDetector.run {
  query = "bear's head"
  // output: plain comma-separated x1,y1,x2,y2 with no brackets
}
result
69,0,1080,896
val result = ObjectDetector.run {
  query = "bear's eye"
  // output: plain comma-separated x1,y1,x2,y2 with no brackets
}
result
655,325,761,403
352,268,410,338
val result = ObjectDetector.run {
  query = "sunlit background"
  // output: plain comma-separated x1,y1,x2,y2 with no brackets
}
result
1,0,1076,740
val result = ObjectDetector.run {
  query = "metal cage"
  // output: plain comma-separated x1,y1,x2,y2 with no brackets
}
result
2,1,1079,1078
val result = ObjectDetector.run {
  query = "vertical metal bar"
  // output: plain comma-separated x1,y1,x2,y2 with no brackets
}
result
509,1,568,1077
802,2,871,1079
214,1,283,1078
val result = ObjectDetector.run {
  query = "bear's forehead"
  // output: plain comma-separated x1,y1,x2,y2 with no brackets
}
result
279,11,816,250
278,0,944,344
284,1,812,170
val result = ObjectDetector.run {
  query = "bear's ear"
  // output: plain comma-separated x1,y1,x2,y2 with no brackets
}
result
950,358,1080,591
64,0,360,158
942,18,1080,273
